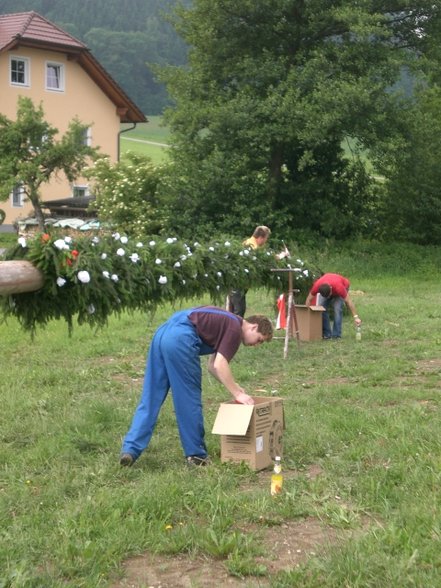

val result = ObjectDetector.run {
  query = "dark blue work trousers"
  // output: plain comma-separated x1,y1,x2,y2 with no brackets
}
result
121,308,238,460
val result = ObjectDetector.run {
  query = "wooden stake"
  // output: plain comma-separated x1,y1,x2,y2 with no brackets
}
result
0,261,44,295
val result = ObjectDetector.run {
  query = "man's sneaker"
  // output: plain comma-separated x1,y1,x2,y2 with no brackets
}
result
120,453,135,467
186,455,210,467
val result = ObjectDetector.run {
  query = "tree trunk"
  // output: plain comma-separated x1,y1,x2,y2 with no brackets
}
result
0,261,44,295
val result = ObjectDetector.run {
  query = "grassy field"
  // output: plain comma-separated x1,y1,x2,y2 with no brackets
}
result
2,241,441,587
120,116,170,163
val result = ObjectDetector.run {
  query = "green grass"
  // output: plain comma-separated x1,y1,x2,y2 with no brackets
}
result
120,116,170,163
2,241,441,586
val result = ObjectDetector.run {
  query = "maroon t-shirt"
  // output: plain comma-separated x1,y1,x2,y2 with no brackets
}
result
189,306,243,362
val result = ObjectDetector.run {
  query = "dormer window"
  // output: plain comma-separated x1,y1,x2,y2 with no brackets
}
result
10,56,30,86
46,62,64,91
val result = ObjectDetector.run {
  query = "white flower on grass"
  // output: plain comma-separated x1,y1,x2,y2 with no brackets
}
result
112,232,121,240
149,240,156,247
116,248,125,256
166,237,174,244
77,270,91,284
101,253,107,260
129,253,140,263
224,241,231,247
158,275,168,284
88,304,95,314
155,258,162,265
174,261,181,268
120,236,128,244
18,237,27,248
56,277,66,287
64,236,72,244
103,271,110,279
136,242,143,248
111,274,119,282
54,238,69,250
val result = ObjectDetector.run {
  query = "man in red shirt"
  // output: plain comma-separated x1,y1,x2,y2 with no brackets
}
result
120,306,273,467
305,273,362,339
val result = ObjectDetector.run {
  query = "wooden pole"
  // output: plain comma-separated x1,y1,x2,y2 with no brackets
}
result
0,261,44,295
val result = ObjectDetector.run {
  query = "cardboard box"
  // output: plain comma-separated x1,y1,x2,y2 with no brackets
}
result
294,304,325,341
211,396,284,470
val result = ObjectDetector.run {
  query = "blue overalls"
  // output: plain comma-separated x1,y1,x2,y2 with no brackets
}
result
121,308,241,460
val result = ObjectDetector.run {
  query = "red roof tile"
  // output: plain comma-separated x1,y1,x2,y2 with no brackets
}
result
0,11,85,51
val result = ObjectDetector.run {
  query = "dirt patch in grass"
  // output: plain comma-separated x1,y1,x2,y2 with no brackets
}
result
111,465,360,588
111,517,342,588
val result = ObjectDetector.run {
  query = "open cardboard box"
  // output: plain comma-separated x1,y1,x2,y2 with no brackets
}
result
294,304,325,341
211,396,284,470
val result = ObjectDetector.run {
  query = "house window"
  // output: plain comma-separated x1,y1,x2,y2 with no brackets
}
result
11,185,25,207
10,56,30,86
82,127,92,146
73,186,88,198
46,62,64,91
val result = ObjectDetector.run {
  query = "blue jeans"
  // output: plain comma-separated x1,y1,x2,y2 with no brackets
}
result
317,294,345,338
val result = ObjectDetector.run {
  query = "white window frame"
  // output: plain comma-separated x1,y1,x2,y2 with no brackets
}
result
11,185,25,208
82,127,92,146
10,56,30,87
45,61,65,92
73,185,89,198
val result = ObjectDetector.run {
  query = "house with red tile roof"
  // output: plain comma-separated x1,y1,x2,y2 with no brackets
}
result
0,11,146,227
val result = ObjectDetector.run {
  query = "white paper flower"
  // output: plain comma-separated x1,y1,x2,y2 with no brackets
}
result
88,304,95,314
149,240,156,247
120,236,128,244
64,236,72,244
243,249,250,256
116,248,125,256
136,242,143,248
173,261,181,268
180,255,187,261
56,277,66,287
194,242,199,247
303,269,309,277
244,268,249,273
111,274,119,282
217,272,222,277
77,270,91,284
209,246,215,252
224,241,231,247
101,253,107,260
54,238,69,250
204,273,208,278
92,237,100,244
182,279,186,285
18,237,27,248
166,237,174,244
112,232,121,240
216,285,220,290
129,253,140,263
103,271,110,278
155,258,162,265
239,251,244,256
158,275,168,284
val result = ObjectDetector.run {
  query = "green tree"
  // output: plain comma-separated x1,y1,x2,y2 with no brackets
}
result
159,0,440,240
85,152,169,238
0,97,97,230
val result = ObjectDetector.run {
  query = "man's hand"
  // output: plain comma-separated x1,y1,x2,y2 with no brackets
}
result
235,391,255,405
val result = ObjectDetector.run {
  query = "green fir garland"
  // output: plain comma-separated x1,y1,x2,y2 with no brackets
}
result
1,231,319,334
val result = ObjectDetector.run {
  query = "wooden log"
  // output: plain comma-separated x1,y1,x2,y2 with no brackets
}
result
0,261,44,295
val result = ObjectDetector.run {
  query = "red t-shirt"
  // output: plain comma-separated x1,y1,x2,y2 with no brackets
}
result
189,306,243,361
310,273,350,299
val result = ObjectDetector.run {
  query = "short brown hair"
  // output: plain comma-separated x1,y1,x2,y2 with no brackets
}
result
252,226,271,239
245,315,273,341
318,284,331,298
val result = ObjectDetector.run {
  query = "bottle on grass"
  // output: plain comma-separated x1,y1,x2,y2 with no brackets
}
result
271,456,283,496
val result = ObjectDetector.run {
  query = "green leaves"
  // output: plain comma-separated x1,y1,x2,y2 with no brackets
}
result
1,231,318,333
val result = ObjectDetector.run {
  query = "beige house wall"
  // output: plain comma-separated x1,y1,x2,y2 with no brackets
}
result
0,46,121,225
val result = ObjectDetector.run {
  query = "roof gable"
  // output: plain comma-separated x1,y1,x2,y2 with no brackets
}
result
0,11,146,123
